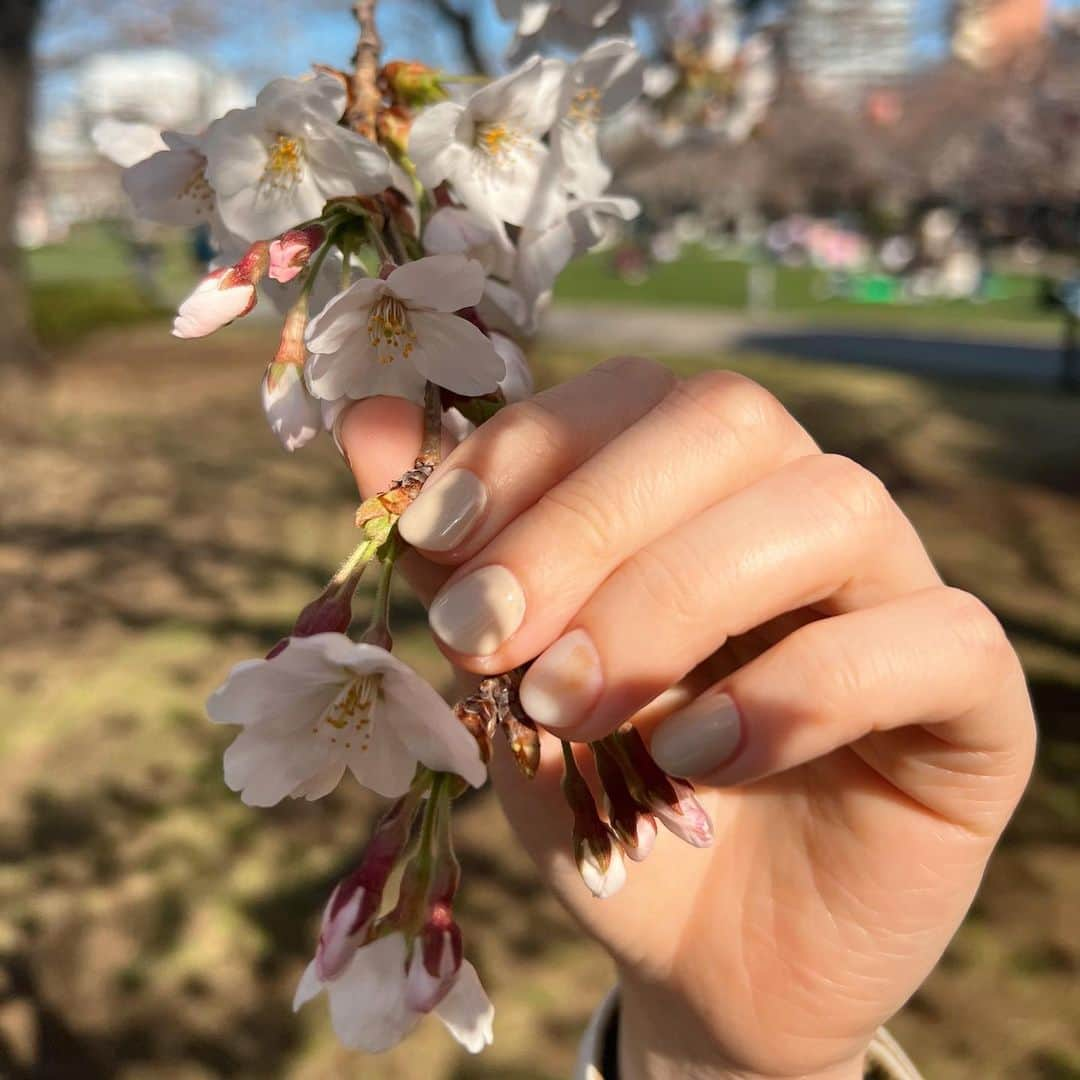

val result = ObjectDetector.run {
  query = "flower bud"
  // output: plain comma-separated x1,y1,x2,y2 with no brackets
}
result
561,743,627,899
172,269,256,339
404,904,463,1013
576,828,628,899
376,105,413,159
172,241,270,339
593,742,657,863
316,792,421,981
269,225,326,284
613,727,714,849
380,61,447,107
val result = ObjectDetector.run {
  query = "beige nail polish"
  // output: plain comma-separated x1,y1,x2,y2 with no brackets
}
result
649,692,742,778
429,565,526,656
519,629,603,730
399,469,487,552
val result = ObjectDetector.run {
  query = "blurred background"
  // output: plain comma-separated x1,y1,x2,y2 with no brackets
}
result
1,1,1078,1077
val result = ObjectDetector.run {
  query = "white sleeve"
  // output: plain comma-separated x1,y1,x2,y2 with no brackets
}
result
575,989,925,1080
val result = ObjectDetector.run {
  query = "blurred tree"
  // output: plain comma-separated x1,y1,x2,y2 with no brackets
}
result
2,0,43,368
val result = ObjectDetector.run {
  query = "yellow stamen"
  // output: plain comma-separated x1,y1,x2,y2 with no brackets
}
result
567,87,602,125
475,122,519,160
262,134,304,190
323,676,380,744
367,294,417,365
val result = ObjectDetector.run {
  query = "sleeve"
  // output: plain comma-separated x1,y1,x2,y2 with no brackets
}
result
575,989,926,1080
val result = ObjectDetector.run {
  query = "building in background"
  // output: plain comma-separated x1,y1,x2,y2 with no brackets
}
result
952,0,1048,67
786,0,916,98
22,50,249,247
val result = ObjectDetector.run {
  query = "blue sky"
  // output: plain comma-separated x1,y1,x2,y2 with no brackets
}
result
37,0,1080,120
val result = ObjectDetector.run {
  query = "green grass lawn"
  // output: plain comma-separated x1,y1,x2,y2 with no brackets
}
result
27,223,194,348
555,246,1061,337
27,227,1065,351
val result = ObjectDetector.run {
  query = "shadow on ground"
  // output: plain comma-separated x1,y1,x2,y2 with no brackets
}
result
0,324,1077,1079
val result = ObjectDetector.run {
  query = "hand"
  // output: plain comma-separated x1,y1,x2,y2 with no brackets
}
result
341,359,1035,1080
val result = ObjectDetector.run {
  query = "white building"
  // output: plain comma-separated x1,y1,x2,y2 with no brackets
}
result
786,0,916,98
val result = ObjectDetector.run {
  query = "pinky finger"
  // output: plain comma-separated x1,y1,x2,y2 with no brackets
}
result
646,586,1035,831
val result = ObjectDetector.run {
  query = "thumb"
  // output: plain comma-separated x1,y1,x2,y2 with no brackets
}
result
338,396,453,606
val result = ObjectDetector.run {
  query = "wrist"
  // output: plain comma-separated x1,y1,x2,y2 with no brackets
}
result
615,978,867,1080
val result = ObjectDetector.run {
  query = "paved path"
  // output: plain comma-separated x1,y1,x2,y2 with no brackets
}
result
540,304,1066,386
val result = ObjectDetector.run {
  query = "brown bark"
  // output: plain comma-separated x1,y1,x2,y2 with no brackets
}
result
346,0,382,140
0,0,42,366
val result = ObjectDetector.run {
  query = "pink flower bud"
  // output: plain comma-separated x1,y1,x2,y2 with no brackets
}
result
315,793,421,980
269,225,326,284
593,741,656,863
172,241,270,339
651,777,714,849
614,727,714,850
404,905,463,1013
172,269,256,338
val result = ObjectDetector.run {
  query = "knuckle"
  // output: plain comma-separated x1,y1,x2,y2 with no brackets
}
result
490,397,570,462
592,354,674,388
674,370,787,446
936,587,1014,669
538,476,619,555
808,454,894,528
626,541,708,628
784,620,867,716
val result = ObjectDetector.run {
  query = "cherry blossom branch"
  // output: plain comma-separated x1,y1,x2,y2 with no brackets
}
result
347,0,382,140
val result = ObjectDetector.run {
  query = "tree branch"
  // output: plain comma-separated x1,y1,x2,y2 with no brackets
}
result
347,0,382,139
430,0,488,75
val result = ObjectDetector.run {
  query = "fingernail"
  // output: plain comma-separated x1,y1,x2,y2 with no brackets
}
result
520,629,603,731
399,469,487,552
649,692,742,778
429,565,526,656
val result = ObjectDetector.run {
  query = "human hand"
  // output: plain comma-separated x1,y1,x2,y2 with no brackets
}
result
341,359,1035,1080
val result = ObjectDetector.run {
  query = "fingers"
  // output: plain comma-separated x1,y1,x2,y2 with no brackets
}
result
338,396,455,605
647,586,1035,831
518,452,940,740
398,355,676,558
423,371,816,670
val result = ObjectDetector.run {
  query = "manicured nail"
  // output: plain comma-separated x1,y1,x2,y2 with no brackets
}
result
429,565,526,656
399,469,487,552
520,629,603,731
649,692,742,778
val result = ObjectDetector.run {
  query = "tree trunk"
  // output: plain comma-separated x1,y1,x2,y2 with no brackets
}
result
0,0,42,366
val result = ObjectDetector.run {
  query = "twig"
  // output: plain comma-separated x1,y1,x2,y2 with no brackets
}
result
347,0,382,139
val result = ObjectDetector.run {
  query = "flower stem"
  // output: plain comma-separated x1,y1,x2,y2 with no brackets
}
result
419,380,443,465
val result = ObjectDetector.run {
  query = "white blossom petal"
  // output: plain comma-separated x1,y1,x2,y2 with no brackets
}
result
409,311,506,397
386,254,486,313
262,363,322,452
327,935,420,1053
293,960,324,1012
305,278,384,353
408,102,468,189
434,961,495,1054
222,727,338,807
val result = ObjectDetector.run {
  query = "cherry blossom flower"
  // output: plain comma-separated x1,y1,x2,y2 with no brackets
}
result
552,39,645,198
293,932,494,1054
408,57,566,228
444,332,534,443
203,74,392,241
206,633,487,807
512,194,640,330
304,254,505,404
122,131,221,229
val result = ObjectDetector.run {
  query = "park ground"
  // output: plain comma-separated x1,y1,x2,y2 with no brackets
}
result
1,237,1078,1077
